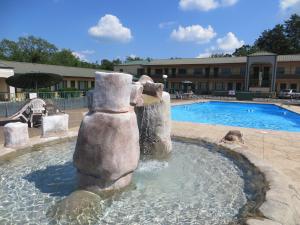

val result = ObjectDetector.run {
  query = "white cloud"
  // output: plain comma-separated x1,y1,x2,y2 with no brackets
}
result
197,32,244,57
88,14,132,43
159,21,177,29
179,0,238,11
171,25,216,44
216,32,244,51
72,49,95,61
280,0,300,10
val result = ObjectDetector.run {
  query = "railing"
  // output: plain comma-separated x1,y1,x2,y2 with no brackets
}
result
0,91,87,102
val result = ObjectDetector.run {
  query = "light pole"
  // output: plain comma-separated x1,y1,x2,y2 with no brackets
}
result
162,74,168,91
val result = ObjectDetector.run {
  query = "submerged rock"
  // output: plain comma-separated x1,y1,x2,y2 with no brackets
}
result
47,190,102,224
135,92,172,159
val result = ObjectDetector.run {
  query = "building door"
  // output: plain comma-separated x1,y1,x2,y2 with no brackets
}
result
227,82,233,90
205,68,210,77
236,82,242,91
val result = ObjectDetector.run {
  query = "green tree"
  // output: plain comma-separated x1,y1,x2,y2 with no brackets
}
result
210,53,232,58
285,14,300,53
100,59,114,70
255,24,291,54
51,49,80,67
233,45,259,56
0,39,21,61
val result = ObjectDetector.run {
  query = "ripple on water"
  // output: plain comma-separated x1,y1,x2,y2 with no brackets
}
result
0,140,247,225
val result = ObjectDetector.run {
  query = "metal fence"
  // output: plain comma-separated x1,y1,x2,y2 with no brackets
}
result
0,96,88,117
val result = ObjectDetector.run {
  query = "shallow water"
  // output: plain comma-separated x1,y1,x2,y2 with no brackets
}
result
0,140,248,225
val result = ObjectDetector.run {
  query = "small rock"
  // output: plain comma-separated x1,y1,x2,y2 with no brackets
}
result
221,130,244,144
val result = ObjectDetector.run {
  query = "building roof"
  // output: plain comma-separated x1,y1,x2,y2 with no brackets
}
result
249,51,277,56
0,60,109,78
0,61,13,69
118,54,300,67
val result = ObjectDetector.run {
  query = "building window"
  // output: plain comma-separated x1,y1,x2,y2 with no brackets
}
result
171,68,176,77
71,80,76,88
215,82,224,90
205,67,210,77
227,82,233,90
295,67,300,75
155,69,163,75
178,68,187,75
221,68,232,76
119,69,123,72
79,81,88,90
137,68,145,76
214,67,219,77
236,82,242,91
291,83,297,91
193,68,203,76
164,68,169,75
277,67,285,75
147,68,151,75
280,83,287,90
62,80,67,88
240,67,246,76
91,81,95,88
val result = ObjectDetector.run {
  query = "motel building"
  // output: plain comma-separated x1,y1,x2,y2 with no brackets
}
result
0,60,107,101
114,52,300,95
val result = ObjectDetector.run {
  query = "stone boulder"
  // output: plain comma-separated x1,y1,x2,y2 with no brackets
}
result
135,92,172,159
4,122,29,148
42,114,69,137
47,190,102,224
143,82,164,99
138,75,153,85
92,72,132,113
221,130,244,144
130,82,144,106
73,109,140,190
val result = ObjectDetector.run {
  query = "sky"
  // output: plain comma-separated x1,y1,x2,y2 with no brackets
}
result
0,0,300,62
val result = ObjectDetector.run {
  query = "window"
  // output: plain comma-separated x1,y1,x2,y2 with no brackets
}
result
291,83,297,91
227,82,233,90
214,67,219,77
147,68,151,75
215,82,224,90
280,83,287,90
71,80,76,88
62,80,67,88
236,83,242,91
79,81,88,90
277,67,285,75
240,67,246,76
155,69,163,75
193,68,203,76
171,68,176,77
295,67,300,75
137,68,144,76
119,69,124,72
91,81,95,88
205,67,210,77
178,68,187,75
164,68,169,75
221,68,232,76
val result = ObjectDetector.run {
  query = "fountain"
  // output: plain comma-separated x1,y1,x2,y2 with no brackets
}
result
73,72,140,193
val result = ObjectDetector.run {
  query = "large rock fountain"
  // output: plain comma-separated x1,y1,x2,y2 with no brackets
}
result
73,73,172,194
73,72,140,192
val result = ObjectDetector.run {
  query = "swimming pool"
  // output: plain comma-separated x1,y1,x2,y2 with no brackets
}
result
172,101,300,132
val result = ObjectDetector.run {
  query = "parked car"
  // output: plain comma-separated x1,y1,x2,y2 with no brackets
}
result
279,89,300,99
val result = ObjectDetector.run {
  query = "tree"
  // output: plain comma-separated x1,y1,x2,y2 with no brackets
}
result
100,59,114,70
126,56,143,62
255,24,292,54
0,39,21,61
285,14,300,53
233,45,259,56
210,53,232,58
51,49,80,67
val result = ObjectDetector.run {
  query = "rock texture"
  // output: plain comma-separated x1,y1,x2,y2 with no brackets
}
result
4,122,29,148
47,190,102,224
130,82,143,106
138,75,153,85
143,82,164,99
42,114,69,137
92,72,132,113
74,110,140,189
73,72,140,192
221,130,244,144
135,92,172,158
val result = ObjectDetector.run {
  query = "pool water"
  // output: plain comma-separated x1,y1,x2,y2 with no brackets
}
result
0,140,252,225
172,101,300,132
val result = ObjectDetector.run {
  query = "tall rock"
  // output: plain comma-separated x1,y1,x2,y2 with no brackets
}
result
73,72,140,192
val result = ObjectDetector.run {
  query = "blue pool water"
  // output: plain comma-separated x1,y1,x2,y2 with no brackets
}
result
172,101,300,132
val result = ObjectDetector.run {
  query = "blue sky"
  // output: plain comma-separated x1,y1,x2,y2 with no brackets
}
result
0,0,299,62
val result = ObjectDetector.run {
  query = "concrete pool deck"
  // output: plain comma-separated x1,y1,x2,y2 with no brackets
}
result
0,100,299,224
